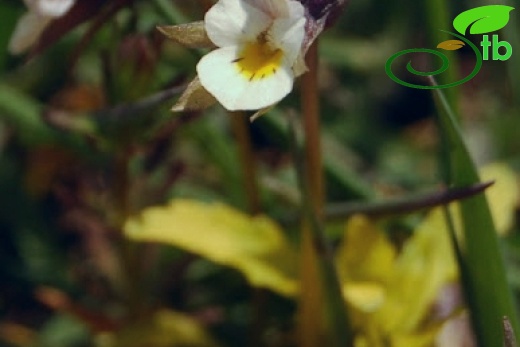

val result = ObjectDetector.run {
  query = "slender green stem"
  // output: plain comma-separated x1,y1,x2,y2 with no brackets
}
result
424,0,459,107
503,0,520,105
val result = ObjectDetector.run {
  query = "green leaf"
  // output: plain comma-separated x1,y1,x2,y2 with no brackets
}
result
0,84,56,145
0,84,93,160
0,3,22,70
453,5,514,35
431,85,520,347
124,199,298,297
38,314,90,347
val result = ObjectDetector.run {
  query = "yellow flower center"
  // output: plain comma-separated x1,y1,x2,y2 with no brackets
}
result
234,41,284,81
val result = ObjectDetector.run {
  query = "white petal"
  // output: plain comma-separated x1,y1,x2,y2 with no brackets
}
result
270,1,306,64
8,12,51,55
244,0,289,18
25,0,75,17
197,46,294,111
205,0,271,47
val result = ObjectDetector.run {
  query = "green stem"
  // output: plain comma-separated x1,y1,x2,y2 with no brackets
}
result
503,0,520,105
424,0,459,107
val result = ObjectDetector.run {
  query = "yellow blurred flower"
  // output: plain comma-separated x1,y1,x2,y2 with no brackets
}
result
336,213,458,347
336,163,518,347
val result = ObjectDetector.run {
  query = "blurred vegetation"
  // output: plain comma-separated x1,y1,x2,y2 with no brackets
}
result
1,0,520,347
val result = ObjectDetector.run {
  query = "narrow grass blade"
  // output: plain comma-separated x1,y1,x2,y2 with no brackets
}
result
430,76,520,347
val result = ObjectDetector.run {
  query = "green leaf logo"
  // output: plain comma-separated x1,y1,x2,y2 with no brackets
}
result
453,5,514,35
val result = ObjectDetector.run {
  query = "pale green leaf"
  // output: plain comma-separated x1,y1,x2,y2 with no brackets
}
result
124,199,298,297
379,207,457,332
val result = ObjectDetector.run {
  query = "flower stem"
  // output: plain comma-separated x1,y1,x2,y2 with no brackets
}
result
298,41,352,347
230,111,263,347
302,43,324,215
230,111,261,214
113,150,144,319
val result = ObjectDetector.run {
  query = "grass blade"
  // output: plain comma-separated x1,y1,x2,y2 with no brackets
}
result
429,76,520,347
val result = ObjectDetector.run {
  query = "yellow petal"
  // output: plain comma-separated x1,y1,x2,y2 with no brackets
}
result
378,207,457,333
124,199,298,296
336,215,396,283
480,163,518,236
343,282,386,313
390,329,439,347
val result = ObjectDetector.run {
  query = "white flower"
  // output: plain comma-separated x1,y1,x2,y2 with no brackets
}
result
9,0,75,55
196,0,306,111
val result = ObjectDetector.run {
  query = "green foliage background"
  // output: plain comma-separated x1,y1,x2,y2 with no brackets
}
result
1,0,520,346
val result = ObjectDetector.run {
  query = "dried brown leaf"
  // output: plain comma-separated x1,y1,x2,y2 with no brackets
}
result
157,22,215,49
172,76,217,112
249,106,274,122
292,53,309,77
